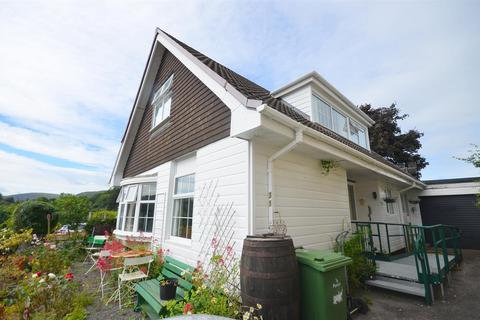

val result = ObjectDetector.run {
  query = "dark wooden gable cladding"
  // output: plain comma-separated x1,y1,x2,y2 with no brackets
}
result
123,50,231,178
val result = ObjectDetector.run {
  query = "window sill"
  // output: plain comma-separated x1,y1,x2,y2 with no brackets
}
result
113,229,153,241
150,116,171,135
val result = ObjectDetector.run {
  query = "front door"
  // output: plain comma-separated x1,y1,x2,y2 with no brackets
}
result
348,183,357,221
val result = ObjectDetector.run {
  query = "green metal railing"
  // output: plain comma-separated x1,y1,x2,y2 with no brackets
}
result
351,220,462,305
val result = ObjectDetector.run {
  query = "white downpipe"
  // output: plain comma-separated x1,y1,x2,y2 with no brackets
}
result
267,129,303,225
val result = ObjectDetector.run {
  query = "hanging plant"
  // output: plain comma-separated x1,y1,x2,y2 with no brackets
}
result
408,198,421,204
383,197,397,203
320,160,337,175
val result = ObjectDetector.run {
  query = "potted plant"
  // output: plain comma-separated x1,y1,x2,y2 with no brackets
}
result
159,278,178,300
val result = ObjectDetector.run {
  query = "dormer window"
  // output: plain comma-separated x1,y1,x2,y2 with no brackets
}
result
312,94,368,148
152,74,173,128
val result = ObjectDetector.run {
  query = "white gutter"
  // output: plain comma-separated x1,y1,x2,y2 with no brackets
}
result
258,104,426,189
267,128,304,225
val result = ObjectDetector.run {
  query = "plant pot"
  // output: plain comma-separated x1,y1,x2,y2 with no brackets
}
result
160,278,178,300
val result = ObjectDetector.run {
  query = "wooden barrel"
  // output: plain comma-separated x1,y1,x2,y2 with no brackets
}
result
240,235,300,320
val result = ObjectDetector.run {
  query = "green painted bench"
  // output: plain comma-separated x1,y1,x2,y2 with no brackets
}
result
135,256,195,319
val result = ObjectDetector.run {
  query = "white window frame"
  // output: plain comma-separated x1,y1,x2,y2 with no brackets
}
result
135,183,157,233
151,74,174,129
169,173,195,241
312,94,369,149
116,182,157,235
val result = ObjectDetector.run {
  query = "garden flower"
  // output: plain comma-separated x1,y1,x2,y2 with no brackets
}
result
211,297,217,304
48,273,56,279
32,273,38,279
64,273,74,280
243,311,250,320
39,278,45,283
35,272,42,277
183,303,193,315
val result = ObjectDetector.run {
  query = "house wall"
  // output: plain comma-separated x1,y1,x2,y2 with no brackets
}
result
123,50,231,178
253,139,350,250
280,85,312,117
150,137,250,266
353,180,422,252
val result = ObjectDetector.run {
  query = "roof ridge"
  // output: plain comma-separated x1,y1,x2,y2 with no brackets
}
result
161,30,419,182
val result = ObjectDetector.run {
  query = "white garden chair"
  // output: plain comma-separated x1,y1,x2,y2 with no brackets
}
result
84,235,108,275
96,250,123,298
110,255,153,308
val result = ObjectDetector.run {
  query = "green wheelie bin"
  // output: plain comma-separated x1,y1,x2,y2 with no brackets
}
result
296,249,352,320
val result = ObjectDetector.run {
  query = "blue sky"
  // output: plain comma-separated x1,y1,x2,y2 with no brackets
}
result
0,0,479,194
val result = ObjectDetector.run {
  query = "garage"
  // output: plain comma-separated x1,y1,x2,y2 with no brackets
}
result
420,177,480,250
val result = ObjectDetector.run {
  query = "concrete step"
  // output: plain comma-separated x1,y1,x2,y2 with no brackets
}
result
366,276,426,297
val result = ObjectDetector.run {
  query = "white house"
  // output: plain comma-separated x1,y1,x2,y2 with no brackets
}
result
110,29,425,266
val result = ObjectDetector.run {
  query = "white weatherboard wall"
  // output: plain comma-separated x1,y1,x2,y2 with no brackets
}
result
354,180,422,252
254,139,350,250
157,137,250,267
280,85,312,118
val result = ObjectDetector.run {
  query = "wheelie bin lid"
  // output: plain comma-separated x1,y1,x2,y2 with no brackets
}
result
296,249,351,272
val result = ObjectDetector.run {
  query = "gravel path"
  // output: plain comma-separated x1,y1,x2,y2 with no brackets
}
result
72,262,144,320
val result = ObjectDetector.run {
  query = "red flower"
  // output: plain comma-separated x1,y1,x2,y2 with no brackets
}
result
35,272,42,277
64,273,74,280
183,303,193,314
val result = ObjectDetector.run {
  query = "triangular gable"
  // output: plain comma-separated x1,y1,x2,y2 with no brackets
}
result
110,29,260,185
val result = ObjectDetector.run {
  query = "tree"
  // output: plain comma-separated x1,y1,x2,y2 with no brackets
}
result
360,103,428,178
13,201,58,235
90,187,121,211
54,194,92,230
456,144,480,207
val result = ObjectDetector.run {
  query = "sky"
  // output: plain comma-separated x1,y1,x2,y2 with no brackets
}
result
0,0,479,195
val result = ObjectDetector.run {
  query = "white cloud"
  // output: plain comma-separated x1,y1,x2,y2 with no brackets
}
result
0,0,478,194
0,150,107,195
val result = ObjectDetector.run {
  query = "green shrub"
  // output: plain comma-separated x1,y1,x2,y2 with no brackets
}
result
55,195,91,231
85,210,117,235
335,233,376,290
13,201,58,235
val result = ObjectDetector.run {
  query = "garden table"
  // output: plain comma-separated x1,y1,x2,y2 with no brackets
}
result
111,250,153,258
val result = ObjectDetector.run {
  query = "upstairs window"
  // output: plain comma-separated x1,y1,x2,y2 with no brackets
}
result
152,74,174,128
312,94,369,148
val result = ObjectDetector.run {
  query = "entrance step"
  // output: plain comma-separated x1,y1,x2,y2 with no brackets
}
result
366,276,426,297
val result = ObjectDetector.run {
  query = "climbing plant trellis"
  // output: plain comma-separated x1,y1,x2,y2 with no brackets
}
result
196,180,239,289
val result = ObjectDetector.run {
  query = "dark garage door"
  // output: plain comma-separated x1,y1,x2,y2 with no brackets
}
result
420,194,480,249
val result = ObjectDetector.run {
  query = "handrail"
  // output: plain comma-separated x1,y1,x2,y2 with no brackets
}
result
351,220,462,305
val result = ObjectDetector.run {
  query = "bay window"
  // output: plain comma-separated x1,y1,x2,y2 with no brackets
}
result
116,182,156,233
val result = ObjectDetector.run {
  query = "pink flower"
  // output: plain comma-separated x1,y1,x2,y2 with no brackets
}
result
64,273,74,280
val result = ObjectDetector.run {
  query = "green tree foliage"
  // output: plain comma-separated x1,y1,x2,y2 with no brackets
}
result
89,187,120,211
13,201,58,235
0,205,10,226
85,210,117,235
456,144,480,206
360,103,428,178
54,195,91,230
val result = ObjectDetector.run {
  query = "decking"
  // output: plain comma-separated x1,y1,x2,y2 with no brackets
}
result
351,221,463,304
376,254,456,281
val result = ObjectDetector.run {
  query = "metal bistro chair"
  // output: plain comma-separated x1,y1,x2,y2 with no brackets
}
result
116,255,153,309
96,250,123,298
84,235,108,274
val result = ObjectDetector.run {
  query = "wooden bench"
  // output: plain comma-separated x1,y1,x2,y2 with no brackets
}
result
135,256,195,319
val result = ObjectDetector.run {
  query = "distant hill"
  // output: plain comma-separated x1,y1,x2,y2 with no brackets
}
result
8,193,60,202
77,190,106,198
